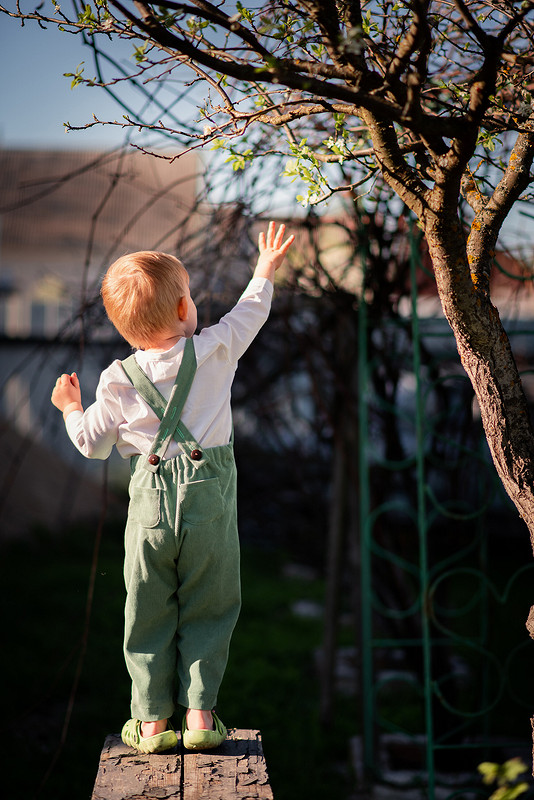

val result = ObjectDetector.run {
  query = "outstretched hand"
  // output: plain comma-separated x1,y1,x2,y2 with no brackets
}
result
255,221,295,282
51,372,83,418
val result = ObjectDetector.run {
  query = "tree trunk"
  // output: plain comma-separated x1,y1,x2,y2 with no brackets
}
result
425,220,534,544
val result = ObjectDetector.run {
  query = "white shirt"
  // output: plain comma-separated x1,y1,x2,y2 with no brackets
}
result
65,277,273,460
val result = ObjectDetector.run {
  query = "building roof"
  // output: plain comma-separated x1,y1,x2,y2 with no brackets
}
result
0,147,200,293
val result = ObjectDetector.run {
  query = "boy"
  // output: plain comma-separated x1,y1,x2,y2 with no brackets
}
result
51,221,294,754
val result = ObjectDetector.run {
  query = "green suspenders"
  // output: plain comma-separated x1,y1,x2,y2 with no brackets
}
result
121,337,208,472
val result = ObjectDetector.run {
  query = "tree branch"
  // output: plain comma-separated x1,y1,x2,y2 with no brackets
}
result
452,0,489,47
437,34,503,200
343,0,363,30
107,0,464,143
460,172,488,215
295,0,347,70
151,0,274,60
360,110,428,218
386,0,430,87
468,123,534,294
497,0,534,43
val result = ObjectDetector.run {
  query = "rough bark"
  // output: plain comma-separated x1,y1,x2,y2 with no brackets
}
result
425,219,534,542
363,102,534,541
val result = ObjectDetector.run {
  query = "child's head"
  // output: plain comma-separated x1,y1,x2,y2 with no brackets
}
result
101,251,190,349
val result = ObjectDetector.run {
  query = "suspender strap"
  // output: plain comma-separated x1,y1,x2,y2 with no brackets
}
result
121,338,208,472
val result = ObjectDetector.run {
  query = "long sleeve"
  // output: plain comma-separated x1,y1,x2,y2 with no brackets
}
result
196,277,273,365
62,276,274,459
64,372,122,459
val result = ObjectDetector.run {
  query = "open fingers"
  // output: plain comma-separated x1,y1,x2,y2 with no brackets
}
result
273,223,286,249
260,221,292,252
259,222,280,251
266,220,276,248
279,233,295,254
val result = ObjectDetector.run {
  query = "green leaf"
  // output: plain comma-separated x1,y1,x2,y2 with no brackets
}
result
223,147,254,170
235,2,253,24
210,139,227,151
477,129,502,152
490,783,529,800
133,41,149,63
64,62,85,89
479,762,500,785
479,759,529,800
77,3,96,25
500,759,528,784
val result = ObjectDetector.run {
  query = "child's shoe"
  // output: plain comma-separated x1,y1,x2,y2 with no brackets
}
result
182,711,227,751
121,718,178,753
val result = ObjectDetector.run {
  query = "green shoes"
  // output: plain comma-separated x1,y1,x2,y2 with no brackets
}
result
120,713,227,753
182,711,227,751
121,719,178,754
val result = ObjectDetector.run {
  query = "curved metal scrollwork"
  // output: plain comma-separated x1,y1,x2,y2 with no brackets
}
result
358,242,534,798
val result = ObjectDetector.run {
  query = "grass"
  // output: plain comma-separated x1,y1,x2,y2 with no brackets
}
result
4,516,534,800
1,521,356,800
224,548,356,798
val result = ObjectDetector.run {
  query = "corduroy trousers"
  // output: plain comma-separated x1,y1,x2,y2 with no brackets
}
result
123,443,241,721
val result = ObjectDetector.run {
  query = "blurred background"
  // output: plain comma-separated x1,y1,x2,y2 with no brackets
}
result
2,12,534,800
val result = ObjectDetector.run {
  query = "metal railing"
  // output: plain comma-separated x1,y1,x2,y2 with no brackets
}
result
357,243,534,797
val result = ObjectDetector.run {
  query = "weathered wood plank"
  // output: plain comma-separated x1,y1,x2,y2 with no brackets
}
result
91,735,182,800
91,729,273,800
183,729,273,800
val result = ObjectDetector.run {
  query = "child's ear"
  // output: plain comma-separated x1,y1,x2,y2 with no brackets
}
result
178,296,188,320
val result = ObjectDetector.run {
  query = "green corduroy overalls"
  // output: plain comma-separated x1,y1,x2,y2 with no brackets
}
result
121,337,241,721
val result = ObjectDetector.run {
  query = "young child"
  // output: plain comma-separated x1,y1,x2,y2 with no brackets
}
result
51,221,294,754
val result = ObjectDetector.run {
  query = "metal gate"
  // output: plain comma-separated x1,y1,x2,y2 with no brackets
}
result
356,242,534,797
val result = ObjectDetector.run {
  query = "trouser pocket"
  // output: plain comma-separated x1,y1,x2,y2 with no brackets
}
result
179,477,224,525
128,486,163,528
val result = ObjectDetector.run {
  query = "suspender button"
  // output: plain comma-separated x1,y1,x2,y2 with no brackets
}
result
191,449,203,461
148,454,160,466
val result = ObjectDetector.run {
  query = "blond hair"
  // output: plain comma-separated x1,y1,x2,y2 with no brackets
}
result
101,251,189,348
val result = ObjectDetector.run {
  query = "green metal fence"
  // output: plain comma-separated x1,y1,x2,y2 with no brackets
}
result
357,246,534,797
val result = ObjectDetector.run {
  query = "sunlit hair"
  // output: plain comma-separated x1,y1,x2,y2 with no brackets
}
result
101,251,189,348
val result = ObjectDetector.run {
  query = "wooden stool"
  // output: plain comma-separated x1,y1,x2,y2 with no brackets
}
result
91,728,274,799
